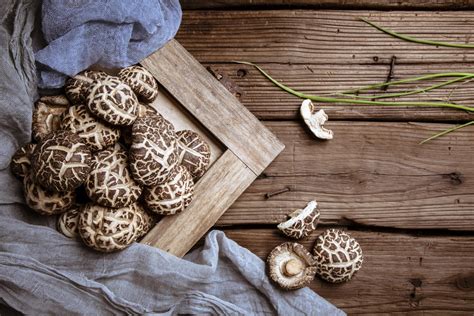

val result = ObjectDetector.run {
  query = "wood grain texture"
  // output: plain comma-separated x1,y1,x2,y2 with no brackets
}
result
222,228,474,314
217,121,474,230
141,150,257,257
141,39,285,175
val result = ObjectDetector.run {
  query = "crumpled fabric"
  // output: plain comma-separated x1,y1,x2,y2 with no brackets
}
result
0,1,346,315
35,0,182,88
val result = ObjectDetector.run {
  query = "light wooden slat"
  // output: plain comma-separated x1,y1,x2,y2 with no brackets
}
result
141,39,285,175
218,121,474,230
222,228,474,314
141,150,256,257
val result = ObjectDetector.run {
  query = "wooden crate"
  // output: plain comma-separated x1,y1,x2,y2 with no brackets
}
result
139,40,285,257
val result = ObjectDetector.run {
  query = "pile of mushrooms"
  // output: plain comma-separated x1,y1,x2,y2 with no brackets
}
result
267,201,363,290
10,66,211,253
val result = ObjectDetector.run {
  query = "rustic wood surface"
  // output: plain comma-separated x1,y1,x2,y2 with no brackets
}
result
178,7,474,314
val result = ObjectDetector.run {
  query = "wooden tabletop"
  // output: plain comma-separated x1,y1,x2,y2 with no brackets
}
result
180,1,474,314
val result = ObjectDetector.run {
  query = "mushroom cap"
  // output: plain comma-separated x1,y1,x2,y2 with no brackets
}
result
57,205,81,238
300,99,333,140
60,104,121,151
10,143,36,179
31,130,92,192
78,202,141,252
85,143,142,208
267,242,317,290
143,165,194,215
87,76,138,126
313,229,363,283
120,103,159,147
23,173,75,215
135,205,156,238
118,65,159,103
277,200,320,239
176,130,211,180
32,95,69,142
65,70,109,104
129,114,178,186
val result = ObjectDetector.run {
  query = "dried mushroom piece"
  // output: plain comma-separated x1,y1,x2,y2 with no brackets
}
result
10,143,36,178
129,114,178,186
313,229,363,283
143,165,194,215
277,200,320,239
23,174,75,215
65,70,109,104
300,99,333,140
57,206,81,238
87,76,138,126
32,95,69,142
31,130,91,192
118,65,159,103
120,103,159,147
85,143,142,208
135,205,156,238
61,104,121,151
267,242,317,290
78,202,142,252
176,130,211,180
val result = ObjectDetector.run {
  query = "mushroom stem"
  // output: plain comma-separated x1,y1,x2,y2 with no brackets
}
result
283,259,304,277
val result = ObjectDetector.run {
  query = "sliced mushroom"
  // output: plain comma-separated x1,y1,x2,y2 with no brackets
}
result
32,95,69,142
10,143,36,179
267,242,317,290
313,229,363,283
300,99,333,140
277,200,320,239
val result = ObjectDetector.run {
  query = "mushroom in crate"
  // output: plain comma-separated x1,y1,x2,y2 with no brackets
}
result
313,229,363,283
277,200,320,239
65,70,110,104
57,206,81,238
118,65,159,103
10,143,36,179
32,95,70,142
176,130,211,180
267,242,317,290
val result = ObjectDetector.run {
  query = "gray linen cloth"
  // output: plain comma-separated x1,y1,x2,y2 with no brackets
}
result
0,1,345,315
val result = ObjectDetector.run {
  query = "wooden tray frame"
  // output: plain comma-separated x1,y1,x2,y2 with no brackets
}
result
139,40,285,257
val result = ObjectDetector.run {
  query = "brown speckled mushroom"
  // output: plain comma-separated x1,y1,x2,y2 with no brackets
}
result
277,200,320,239
129,114,178,186
31,130,91,192
32,95,69,142
85,143,142,208
267,242,317,290
65,70,109,104
118,65,159,103
87,76,138,126
60,104,121,151
120,103,159,147
313,229,363,283
135,205,156,238
23,174,75,215
78,202,142,252
176,130,211,180
10,143,36,178
143,165,194,215
57,206,81,238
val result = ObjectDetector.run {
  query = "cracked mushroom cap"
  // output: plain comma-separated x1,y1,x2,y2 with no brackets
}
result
135,205,156,238
10,143,36,178
313,229,363,283
85,143,142,208
60,104,121,151
31,130,92,192
78,202,142,252
176,130,211,180
32,95,70,142
120,103,160,147
267,242,317,290
142,165,194,215
129,114,179,186
65,70,110,104
57,205,81,238
87,76,138,126
277,200,320,239
23,174,75,215
118,65,159,103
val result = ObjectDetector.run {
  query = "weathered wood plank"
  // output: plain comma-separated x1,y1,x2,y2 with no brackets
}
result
141,40,284,175
182,0,474,10
222,228,474,314
204,63,474,121
141,150,256,257
217,121,474,230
